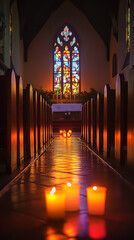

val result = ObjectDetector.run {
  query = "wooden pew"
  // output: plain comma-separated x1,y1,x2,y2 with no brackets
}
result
127,67,134,168
33,89,38,154
0,69,17,172
87,100,91,145
91,97,97,148
16,76,24,165
23,84,34,159
115,74,127,165
103,84,115,158
96,92,104,152
84,102,87,141
38,93,43,150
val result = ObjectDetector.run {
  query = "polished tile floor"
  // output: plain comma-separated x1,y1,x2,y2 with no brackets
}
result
0,133,134,239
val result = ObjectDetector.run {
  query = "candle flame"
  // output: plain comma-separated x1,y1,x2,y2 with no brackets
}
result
67,182,72,187
50,187,56,195
93,186,97,191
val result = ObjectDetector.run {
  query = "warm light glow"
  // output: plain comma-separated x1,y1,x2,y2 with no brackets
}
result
63,133,67,137
45,188,65,219
63,183,80,211
68,130,72,135
67,132,71,137
50,187,56,195
89,217,106,239
67,182,72,187
87,186,107,215
60,130,63,134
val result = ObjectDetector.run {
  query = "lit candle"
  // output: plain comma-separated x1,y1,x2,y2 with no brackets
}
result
63,133,66,138
45,187,65,219
68,130,72,135
63,183,80,211
86,186,107,215
60,130,63,135
67,132,71,137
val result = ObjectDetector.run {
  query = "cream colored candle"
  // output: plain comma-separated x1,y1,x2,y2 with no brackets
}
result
63,132,67,137
63,183,80,211
68,130,72,135
67,132,71,137
60,130,63,135
87,186,107,215
45,187,65,219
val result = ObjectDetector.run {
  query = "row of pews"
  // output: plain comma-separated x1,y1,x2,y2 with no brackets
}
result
0,69,53,173
81,74,128,166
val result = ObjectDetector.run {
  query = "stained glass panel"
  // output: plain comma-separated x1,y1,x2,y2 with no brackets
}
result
61,26,72,41
72,46,79,61
54,74,61,94
54,62,61,73
63,46,71,95
72,46,80,94
72,83,80,95
54,46,61,61
54,46,61,94
53,25,80,97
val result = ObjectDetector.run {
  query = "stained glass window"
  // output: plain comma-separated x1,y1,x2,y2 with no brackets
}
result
53,24,80,97
126,1,130,52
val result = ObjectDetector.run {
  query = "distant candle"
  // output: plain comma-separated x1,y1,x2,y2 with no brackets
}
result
60,130,63,135
63,133,66,138
45,187,65,219
67,132,71,137
86,186,107,215
68,130,72,135
63,183,80,211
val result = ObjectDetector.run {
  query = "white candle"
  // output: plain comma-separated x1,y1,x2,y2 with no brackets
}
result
63,183,80,211
60,130,63,135
87,186,107,215
67,132,71,137
45,187,65,219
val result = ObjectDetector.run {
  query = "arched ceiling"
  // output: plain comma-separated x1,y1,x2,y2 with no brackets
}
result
16,0,119,61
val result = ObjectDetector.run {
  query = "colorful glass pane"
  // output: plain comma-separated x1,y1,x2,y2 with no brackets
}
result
72,46,80,94
61,25,72,41
72,46,79,61
72,83,80,95
54,46,61,61
54,62,61,73
72,61,79,74
63,83,71,96
70,37,76,46
54,25,80,97
54,46,61,94
63,46,70,62
54,74,61,94
63,46,71,95
57,37,63,46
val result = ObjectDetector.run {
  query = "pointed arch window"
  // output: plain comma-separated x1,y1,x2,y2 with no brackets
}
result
126,0,130,52
53,24,80,97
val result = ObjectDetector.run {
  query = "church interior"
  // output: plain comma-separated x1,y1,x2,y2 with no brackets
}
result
0,0,134,239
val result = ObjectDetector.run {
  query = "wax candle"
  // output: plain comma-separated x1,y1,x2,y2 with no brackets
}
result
67,132,71,137
45,187,65,219
60,130,63,135
63,183,80,211
68,130,72,135
86,186,107,215
63,132,66,138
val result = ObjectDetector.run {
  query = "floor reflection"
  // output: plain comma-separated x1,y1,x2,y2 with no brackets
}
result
0,133,134,239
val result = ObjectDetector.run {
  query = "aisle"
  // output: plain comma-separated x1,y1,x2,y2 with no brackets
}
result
0,133,134,239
